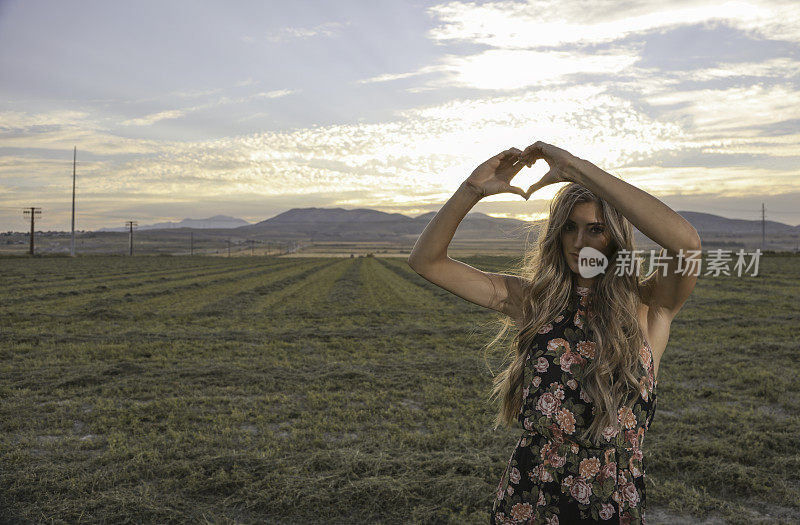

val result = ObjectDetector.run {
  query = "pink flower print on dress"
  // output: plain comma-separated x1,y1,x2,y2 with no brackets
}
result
554,314,564,323
536,392,561,417
510,502,533,521
570,476,593,505
534,357,549,373
629,457,642,478
574,310,584,329
599,502,615,520
579,457,601,479
549,450,566,468
561,475,574,489
556,407,576,434
599,461,616,482
630,443,643,462
618,406,637,430
559,350,584,374
621,481,640,507
576,340,596,359
639,344,650,366
547,337,570,354
538,322,553,334
602,424,619,441
532,463,554,483
551,382,565,400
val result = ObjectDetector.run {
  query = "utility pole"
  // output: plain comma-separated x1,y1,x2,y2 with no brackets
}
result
23,207,41,255
250,240,255,256
190,231,194,256
70,146,76,257
227,238,231,257
126,221,137,256
761,203,765,251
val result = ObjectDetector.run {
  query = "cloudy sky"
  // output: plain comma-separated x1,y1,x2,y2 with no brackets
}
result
1,0,798,232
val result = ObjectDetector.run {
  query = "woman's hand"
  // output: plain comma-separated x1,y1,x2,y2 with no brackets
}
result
518,141,583,197
464,147,530,199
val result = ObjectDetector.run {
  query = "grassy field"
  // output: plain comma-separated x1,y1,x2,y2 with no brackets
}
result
1,254,798,524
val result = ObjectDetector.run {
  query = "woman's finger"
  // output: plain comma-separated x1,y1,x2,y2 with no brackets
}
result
495,148,518,160
506,184,527,199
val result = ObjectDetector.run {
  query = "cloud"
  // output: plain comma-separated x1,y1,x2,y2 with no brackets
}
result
434,49,639,90
252,89,295,99
426,0,800,48
643,84,800,134
122,109,189,126
357,65,443,84
662,57,800,81
244,21,351,45
120,90,295,127
361,1,799,94
8,82,788,217
0,110,163,154
617,165,800,196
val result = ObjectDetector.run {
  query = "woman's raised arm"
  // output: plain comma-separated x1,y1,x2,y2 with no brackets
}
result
407,148,529,321
521,140,702,319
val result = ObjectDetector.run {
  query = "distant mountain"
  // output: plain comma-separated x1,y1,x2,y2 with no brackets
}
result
90,207,799,250
677,211,798,234
235,207,536,241
232,206,800,246
263,207,412,223
98,215,250,232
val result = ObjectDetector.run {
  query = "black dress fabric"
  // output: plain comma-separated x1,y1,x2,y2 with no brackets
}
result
490,284,658,524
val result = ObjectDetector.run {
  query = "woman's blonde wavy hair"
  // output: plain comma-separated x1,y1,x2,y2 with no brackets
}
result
484,182,649,445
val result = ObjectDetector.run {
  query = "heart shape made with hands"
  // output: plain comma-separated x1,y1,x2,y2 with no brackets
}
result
509,142,577,200
514,158,552,200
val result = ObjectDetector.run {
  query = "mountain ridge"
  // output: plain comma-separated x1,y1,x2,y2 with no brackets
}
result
92,208,800,242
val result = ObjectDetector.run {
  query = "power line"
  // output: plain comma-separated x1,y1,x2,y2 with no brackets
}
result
22,207,41,255
70,146,77,257
125,221,137,256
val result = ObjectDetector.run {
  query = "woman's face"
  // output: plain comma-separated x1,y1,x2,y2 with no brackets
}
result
561,201,613,277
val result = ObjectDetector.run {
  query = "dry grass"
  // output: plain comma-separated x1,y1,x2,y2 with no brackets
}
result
1,253,798,524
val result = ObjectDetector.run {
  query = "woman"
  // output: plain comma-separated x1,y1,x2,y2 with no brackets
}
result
407,141,701,524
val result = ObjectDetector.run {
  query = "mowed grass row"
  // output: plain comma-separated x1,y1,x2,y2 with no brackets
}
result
0,257,292,310
2,254,236,294
2,258,340,366
1,254,799,524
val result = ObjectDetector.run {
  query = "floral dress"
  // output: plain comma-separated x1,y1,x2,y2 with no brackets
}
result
490,285,658,524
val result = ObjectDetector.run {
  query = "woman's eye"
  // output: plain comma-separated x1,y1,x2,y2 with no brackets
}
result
592,228,605,234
